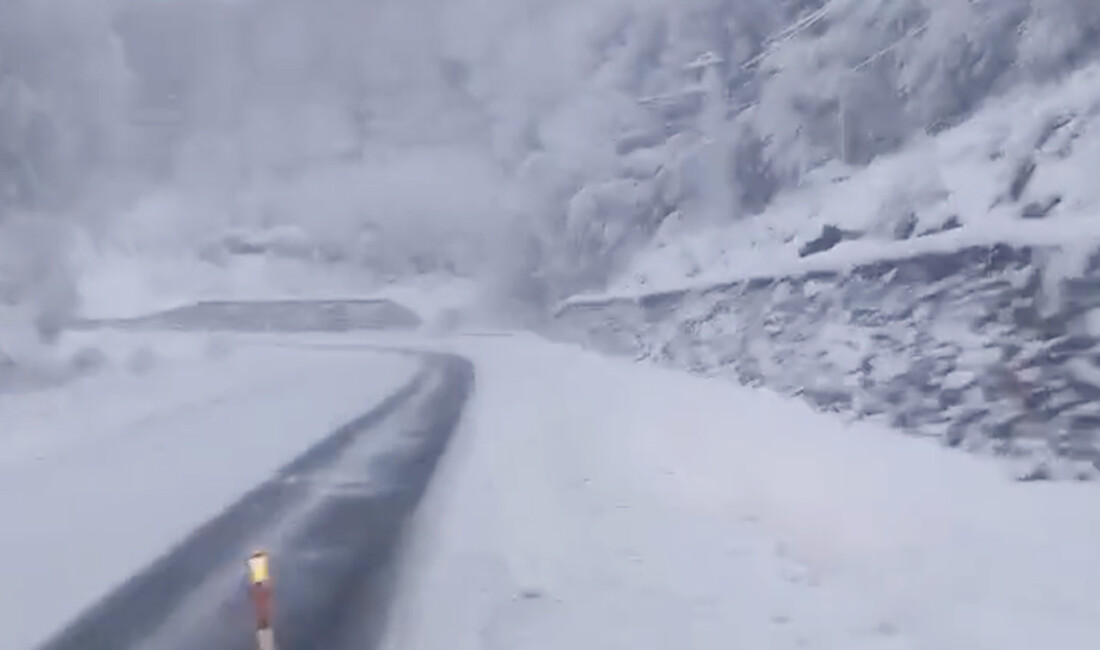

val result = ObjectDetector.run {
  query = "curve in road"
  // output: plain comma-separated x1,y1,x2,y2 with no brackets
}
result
36,353,474,650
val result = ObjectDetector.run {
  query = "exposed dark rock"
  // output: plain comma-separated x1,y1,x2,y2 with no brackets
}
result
939,388,967,409
1017,463,1052,482
919,215,961,237
1034,113,1075,150
1009,157,1037,201
1050,335,1096,354
1021,195,1062,219
801,389,853,412
639,291,688,321
894,212,918,240
799,225,844,257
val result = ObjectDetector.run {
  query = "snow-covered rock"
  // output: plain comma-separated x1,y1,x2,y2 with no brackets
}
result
556,240,1100,480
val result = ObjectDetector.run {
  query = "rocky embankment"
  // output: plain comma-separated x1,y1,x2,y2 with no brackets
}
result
554,243,1100,480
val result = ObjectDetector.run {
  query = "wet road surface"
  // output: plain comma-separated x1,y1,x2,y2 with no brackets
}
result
37,353,474,650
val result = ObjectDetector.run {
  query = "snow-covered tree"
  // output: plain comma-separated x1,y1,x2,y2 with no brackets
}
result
7,0,1100,316
0,0,129,378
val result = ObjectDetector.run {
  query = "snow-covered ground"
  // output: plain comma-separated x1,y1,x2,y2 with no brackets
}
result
608,61,1100,299
10,327,1099,649
0,333,417,650
365,334,1100,650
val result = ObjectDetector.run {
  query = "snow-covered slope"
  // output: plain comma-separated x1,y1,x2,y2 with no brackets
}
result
554,60,1100,477
0,333,416,650
613,61,1100,296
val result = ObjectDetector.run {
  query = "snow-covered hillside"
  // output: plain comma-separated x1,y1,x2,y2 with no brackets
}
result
550,40,1100,476
615,60,1100,295
547,5,1100,477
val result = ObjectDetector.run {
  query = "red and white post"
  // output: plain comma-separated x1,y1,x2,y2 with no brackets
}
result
247,550,277,650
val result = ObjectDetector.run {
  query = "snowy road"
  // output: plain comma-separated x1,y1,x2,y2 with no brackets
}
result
12,329,1100,650
35,352,472,650
0,334,467,650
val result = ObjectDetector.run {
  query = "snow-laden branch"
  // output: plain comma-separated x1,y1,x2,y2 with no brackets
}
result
741,1,842,71
851,22,929,72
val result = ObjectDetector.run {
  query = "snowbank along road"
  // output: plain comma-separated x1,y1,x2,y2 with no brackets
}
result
35,352,474,650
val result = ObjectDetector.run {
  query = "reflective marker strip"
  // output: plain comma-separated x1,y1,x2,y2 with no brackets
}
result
248,551,270,585
257,628,276,650
248,551,277,650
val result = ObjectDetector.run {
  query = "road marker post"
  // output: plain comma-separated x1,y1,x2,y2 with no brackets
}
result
248,550,277,650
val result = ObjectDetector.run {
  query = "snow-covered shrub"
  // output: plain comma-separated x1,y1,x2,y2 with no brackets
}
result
0,216,79,388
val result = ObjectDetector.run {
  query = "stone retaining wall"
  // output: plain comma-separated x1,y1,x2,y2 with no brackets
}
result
553,244,1100,480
